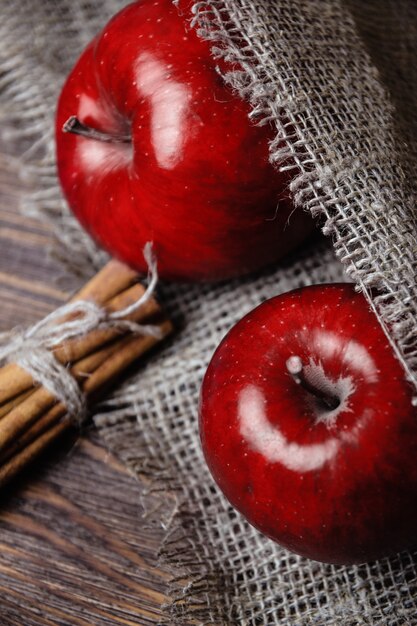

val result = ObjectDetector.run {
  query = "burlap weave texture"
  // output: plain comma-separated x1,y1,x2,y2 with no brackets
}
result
1,0,416,624
187,0,417,396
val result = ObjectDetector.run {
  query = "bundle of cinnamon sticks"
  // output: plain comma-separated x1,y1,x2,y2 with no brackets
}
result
0,260,172,488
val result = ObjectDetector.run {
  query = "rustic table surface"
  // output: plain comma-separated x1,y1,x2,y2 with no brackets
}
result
0,153,177,625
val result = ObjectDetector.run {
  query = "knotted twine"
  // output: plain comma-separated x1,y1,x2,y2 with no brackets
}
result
0,0,417,625
0,243,160,424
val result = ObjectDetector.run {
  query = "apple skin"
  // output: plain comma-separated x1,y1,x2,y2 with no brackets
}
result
199,283,417,564
55,0,313,281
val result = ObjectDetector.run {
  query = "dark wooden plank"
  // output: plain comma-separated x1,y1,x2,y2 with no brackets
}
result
0,153,175,625
0,437,169,626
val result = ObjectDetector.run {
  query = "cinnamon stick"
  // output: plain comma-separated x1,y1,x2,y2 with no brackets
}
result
0,420,72,487
0,319,172,466
0,389,34,420
0,313,171,453
0,259,173,488
54,282,160,363
0,265,155,406
0,330,130,454
0,403,71,465
72,258,139,303
0,320,172,487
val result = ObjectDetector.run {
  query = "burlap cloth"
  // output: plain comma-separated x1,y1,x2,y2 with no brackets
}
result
1,1,417,624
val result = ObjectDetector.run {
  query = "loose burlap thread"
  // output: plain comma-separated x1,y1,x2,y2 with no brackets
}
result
1,1,416,624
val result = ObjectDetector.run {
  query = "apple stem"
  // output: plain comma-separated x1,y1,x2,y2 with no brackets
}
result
63,116,131,143
286,356,340,411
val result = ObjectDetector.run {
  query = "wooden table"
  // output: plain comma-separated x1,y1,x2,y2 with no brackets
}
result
0,156,173,624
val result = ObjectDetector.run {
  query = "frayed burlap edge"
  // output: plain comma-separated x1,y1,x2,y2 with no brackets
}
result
185,0,417,400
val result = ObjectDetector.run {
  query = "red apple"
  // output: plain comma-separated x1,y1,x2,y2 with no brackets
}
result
55,0,313,281
199,283,417,564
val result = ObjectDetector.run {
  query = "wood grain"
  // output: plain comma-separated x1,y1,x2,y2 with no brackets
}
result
0,437,170,625
0,152,180,625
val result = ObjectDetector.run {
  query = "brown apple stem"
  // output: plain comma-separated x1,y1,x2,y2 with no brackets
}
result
286,356,340,411
63,116,131,144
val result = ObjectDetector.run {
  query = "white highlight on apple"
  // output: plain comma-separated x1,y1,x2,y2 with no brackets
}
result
77,94,131,175
238,384,372,472
135,52,190,169
78,94,108,125
311,329,379,384
238,329,377,472
238,385,341,472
